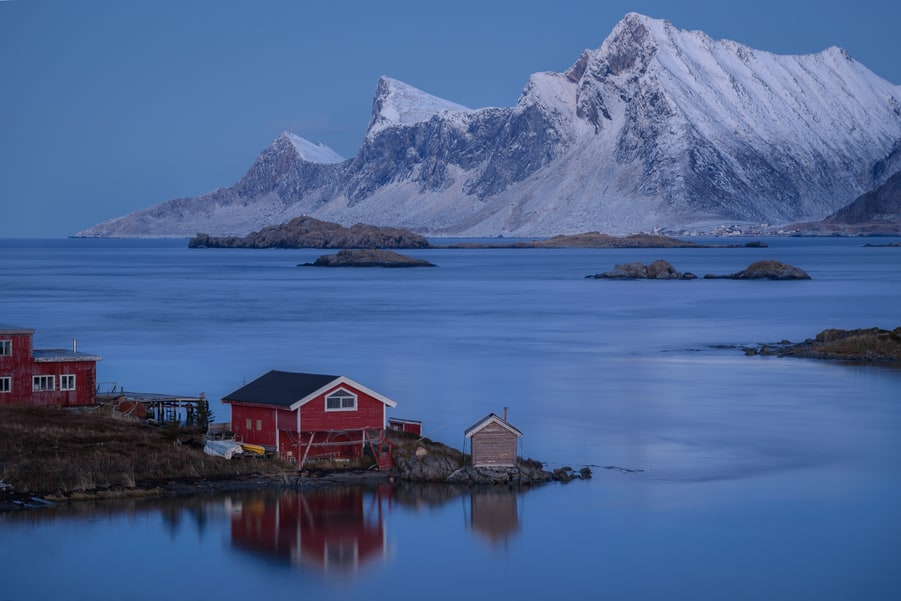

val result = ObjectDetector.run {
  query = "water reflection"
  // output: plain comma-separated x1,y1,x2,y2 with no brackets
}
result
229,486,390,574
467,490,520,547
2,482,529,575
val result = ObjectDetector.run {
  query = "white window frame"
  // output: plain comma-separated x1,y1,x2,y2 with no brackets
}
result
325,388,357,412
0,376,10,393
60,374,76,391
0,340,11,357
33,375,55,392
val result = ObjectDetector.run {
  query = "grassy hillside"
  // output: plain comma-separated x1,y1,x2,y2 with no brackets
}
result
0,406,290,499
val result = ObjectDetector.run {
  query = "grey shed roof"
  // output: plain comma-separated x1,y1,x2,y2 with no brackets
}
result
222,370,340,408
465,413,523,438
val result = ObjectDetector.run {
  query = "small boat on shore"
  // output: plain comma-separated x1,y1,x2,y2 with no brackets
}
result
203,439,244,460
241,443,266,456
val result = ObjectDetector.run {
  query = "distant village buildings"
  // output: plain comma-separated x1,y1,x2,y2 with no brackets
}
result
0,324,102,408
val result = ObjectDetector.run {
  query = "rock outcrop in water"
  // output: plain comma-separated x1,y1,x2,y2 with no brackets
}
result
587,259,697,279
744,327,901,362
387,432,591,484
704,260,811,280
188,216,429,249
301,249,436,268
586,259,808,280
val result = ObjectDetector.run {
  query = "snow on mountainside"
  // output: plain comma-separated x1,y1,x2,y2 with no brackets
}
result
77,13,901,238
366,76,469,137
283,132,344,164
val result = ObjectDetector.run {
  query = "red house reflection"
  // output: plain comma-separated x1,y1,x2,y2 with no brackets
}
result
230,487,389,574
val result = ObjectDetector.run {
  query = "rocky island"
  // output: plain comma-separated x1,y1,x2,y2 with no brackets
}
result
587,259,697,279
744,327,901,363
189,216,430,249
703,260,811,280
300,249,436,268
190,217,770,251
587,259,810,280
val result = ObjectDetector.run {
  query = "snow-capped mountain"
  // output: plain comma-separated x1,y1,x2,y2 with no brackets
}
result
77,13,901,238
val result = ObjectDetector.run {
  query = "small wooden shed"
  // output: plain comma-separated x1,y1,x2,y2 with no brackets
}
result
388,417,422,436
464,413,523,468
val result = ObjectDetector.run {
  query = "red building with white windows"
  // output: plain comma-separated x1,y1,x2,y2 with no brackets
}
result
0,324,102,407
222,370,398,465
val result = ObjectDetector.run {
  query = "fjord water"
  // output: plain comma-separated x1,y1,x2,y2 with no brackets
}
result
1,237,900,600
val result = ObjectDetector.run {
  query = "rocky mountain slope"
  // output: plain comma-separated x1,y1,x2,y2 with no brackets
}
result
785,169,901,234
77,13,901,238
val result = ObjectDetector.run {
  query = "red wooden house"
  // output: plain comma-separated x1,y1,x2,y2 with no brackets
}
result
222,370,398,465
0,324,102,408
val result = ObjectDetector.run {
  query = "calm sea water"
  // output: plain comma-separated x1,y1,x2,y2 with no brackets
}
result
1,237,900,600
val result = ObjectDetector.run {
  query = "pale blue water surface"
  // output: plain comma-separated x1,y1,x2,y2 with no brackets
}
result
1,237,900,600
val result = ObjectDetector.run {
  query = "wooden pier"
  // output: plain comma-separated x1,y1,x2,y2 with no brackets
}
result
95,383,208,423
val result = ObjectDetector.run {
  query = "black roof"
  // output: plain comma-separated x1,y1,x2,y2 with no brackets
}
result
222,370,340,408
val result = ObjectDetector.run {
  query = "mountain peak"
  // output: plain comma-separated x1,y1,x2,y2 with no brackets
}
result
278,132,344,164
75,16,901,239
366,76,468,138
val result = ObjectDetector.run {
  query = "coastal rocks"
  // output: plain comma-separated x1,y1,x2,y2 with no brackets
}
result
390,440,591,485
189,216,430,249
703,260,811,280
301,249,436,267
744,327,901,362
393,449,465,481
588,259,810,280
587,259,696,279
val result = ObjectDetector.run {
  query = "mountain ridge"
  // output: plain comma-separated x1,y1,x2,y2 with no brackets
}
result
77,13,901,238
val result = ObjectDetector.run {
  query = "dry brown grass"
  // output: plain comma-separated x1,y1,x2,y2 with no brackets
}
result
0,406,289,496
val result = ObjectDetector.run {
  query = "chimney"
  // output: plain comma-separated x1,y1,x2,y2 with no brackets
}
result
503,406,508,421
73,338,77,353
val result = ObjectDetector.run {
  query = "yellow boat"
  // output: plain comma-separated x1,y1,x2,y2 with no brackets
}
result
241,443,266,456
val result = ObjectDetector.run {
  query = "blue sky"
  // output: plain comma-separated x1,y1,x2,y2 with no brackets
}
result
2,0,899,238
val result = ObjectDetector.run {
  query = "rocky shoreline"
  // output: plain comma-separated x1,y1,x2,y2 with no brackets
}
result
0,407,591,512
742,327,901,363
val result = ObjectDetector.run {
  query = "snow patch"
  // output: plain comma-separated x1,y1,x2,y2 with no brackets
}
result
367,76,469,137
282,132,344,164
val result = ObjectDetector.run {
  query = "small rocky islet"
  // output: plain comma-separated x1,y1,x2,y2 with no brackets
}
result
587,259,811,280
743,327,901,363
300,249,436,268
188,216,768,250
